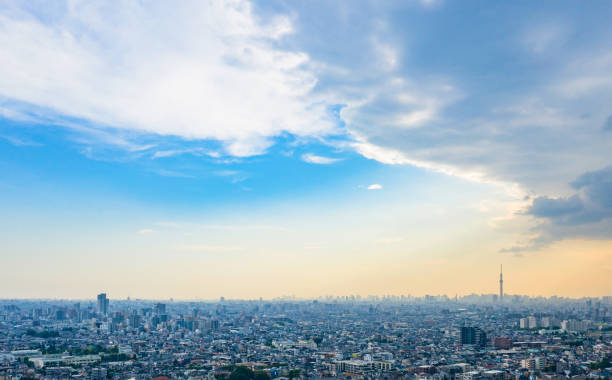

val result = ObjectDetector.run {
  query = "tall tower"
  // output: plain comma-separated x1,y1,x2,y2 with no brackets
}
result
499,265,503,302
97,293,108,315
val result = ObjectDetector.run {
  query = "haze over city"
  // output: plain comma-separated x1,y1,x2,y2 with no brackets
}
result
1,0,611,301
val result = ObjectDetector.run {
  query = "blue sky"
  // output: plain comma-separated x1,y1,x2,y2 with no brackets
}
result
0,0,611,298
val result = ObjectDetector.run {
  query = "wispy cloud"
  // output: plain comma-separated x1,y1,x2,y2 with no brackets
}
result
152,148,219,159
137,229,155,234
0,134,42,147
301,153,341,164
367,184,383,190
521,22,568,54
154,169,194,178
214,170,250,183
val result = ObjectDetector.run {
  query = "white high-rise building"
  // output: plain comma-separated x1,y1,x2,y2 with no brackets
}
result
521,357,546,370
561,319,591,332
528,316,538,329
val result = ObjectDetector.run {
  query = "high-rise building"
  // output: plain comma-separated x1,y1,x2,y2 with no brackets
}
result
528,316,538,329
129,313,141,329
155,303,166,314
97,293,108,315
499,265,503,302
460,326,487,347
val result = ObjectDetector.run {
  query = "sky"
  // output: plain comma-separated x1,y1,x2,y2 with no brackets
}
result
0,0,611,299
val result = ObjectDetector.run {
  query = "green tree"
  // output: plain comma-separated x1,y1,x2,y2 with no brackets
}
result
590,356,611,370
254,371,271,380
229,366,255,380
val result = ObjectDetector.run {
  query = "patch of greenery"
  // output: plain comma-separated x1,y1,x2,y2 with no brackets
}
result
26,329,60,338
72,345,119,355
101,353,131,362
226,366,271,380
590,356,611,370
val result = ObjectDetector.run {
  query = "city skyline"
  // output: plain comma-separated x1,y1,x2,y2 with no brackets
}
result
1,293,609,379
0,0,611,300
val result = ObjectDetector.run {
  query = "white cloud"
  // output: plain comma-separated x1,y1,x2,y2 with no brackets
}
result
0,0,338,156
352,139,501,187
0,134,42,147
137,229,154,234
372,40,399,72
152,148,219,159
339,77,459,132
301,153,341,164
367,184,382,190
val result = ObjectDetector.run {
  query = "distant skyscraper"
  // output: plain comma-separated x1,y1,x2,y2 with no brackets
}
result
97,293,108,315
155,303,166,314
499,265,503,302
460,326,487,347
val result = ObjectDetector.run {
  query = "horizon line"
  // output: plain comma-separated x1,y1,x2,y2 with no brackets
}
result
0,293,609,303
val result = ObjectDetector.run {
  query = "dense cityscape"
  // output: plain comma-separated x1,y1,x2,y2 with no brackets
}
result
1,278,610,380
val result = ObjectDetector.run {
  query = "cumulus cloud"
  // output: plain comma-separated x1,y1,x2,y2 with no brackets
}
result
505,166,612,251
528,195,584,221
528,166,612,225
0,0,338,156
367,184,382,190
301,153,341,164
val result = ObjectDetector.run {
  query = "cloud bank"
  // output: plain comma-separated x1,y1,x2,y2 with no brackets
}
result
0,0,338,156
526,166,612,242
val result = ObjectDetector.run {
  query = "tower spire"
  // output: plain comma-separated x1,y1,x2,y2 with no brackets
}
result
499,264,503,302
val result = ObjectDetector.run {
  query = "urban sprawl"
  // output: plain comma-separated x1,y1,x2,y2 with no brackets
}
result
0,292,610,380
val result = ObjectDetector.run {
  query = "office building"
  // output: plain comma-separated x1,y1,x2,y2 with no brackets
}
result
97,293,109,315
460,326,487,347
